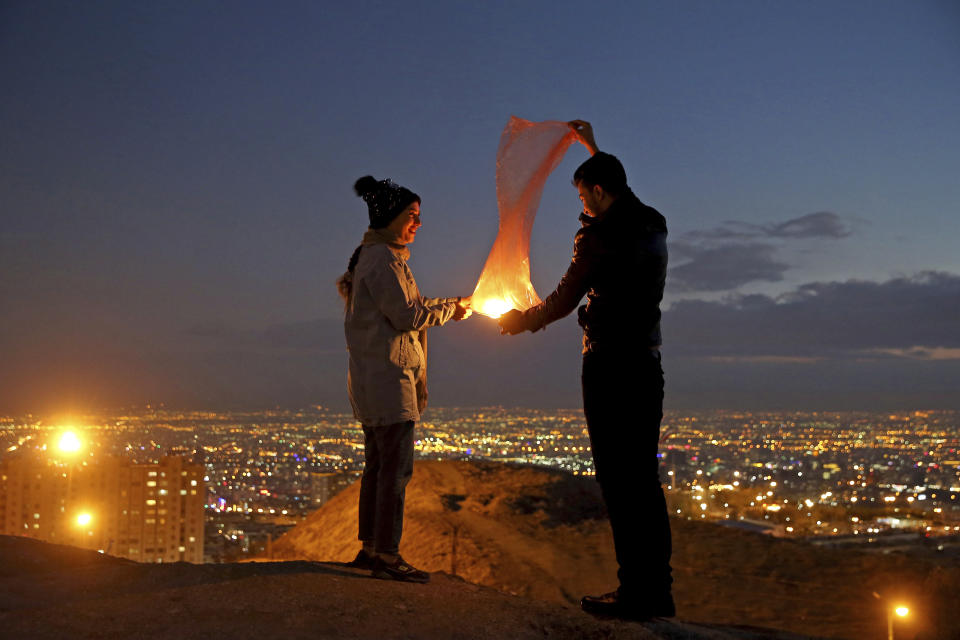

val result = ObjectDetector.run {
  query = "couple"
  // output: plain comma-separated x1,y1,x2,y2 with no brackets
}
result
335,121,674,622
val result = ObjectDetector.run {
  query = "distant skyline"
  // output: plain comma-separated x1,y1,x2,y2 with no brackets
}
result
2,1,958,413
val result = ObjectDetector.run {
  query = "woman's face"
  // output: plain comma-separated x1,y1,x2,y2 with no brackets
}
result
388,201,421,244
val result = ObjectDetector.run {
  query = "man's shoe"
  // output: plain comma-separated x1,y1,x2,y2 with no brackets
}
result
345,549,375,570
581,589,675,621
371,555,430,583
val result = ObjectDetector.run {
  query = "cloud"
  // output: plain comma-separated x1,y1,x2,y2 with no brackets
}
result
665,271,960,359
669,242,790,292
4,271,958,413
867,347,960,360
766,212,852,238
671,212,854,292
683,211,853,242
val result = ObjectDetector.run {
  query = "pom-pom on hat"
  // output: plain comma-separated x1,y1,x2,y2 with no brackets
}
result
354,176,420,229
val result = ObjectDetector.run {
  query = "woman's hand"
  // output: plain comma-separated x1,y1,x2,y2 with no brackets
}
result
568,120,598,156
453,296,473,321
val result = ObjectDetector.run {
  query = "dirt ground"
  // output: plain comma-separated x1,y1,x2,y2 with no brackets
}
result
270,460,960,640
0,536,819,640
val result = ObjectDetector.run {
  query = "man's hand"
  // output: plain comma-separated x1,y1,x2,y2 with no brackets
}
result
568,120,598,156
453,296,472,321
569,119,599,155
498,309,526,335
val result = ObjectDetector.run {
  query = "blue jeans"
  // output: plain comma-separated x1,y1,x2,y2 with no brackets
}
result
358,421,415,555
582,347,673,598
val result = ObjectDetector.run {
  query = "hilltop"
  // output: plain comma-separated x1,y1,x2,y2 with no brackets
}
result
1,460,956,639
270,460,960,639
0,535,815,640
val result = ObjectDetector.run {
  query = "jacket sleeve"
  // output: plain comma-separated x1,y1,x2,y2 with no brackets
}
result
422,296,460,308
523,229,599,332
366,257,458,331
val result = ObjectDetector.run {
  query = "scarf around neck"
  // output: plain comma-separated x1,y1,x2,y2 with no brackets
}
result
337,226,410,302
361,227,410,261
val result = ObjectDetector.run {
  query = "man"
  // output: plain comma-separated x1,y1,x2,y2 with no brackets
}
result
498,120,674,620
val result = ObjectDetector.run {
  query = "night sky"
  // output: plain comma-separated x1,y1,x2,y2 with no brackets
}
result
2,1,958,413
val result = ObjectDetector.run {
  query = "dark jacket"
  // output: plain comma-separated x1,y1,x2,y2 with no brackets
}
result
520,188,667,350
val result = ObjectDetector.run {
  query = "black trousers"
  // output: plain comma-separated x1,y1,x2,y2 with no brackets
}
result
582,347,673,598
358,421,415,555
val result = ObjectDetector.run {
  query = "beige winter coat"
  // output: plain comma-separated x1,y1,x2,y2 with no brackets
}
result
345,243,458,426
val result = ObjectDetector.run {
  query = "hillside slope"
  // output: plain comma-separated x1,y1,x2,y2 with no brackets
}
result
272,460,615,603
271,460,960,640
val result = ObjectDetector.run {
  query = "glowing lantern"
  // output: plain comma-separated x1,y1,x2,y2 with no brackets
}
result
478,298,513,319
472,117,578,318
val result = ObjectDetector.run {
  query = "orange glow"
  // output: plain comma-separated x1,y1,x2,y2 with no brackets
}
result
472,117,578,320
58,431,82,453
895,606,909,617
476,297,517,319
76,512,92,527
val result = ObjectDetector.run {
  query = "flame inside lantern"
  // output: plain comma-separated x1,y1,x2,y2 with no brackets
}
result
471,117,578,320
472,252,541,318
478,298,513,319
471,248,543,318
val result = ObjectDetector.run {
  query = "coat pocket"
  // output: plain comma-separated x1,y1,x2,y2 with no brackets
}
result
390,332,421,369
401,332,421,369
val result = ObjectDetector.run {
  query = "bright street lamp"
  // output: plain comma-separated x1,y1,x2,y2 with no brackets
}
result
873,592,910,640
76,512,92,527
887,604,909,640
58,431,82,454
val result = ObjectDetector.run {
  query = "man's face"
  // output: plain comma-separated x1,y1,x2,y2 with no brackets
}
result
577,181,605,217
388,202,421,244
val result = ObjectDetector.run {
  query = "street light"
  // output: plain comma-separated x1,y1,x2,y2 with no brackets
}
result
873,593,910,640
76,512,92,527
58,431,82,454
56,432,85,537
886,603,910,640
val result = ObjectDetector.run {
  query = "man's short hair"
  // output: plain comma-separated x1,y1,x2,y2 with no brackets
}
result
572,152,627,196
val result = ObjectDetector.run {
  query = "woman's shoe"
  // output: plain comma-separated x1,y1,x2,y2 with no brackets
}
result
345,549,375,570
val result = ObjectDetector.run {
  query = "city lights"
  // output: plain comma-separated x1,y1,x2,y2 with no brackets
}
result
2,406,958,562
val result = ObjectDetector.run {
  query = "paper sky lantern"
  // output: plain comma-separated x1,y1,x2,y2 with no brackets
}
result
472,117,578,318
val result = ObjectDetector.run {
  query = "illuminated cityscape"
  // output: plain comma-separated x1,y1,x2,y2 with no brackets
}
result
0,445,205,563
1,407,958,561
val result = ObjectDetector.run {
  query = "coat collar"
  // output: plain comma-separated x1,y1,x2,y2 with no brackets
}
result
579,188,639,227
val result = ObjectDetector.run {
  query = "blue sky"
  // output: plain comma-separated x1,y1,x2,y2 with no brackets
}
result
2,1,958,412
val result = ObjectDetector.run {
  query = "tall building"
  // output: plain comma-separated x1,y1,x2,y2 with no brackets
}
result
0,453,205,563
309,471,357,506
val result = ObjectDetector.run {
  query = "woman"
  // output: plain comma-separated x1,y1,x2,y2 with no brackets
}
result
336,175,471,583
